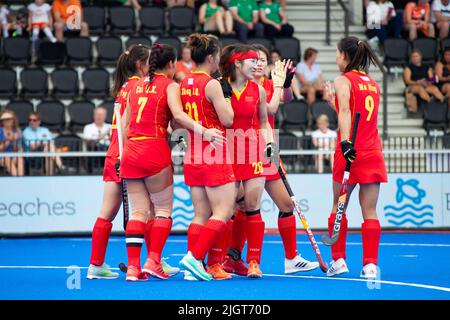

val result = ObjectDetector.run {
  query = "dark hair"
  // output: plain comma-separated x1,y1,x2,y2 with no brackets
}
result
148,43,177,83
252,44,270,64
337,36,380,73
220,44,255,82
112,44,151,98
441,47,450,64
303,47,318,62
187,33,220,65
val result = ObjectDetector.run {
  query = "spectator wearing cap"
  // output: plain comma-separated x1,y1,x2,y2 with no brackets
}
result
52,0,89,42
0,110,24,176
404,0,435,41
229,0,264,42
435,47,450,106
259,0,294,39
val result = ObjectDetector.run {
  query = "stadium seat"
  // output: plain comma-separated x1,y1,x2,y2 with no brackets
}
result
155,37,182,56
36,100,66,132
109,6,136,35
3,37,31,66
246,38,273,51
383,38,409,69
219,36,242,48
98,100,114,124
310,100,338,130
278,131,299,170
20,67,48,99
280,100,308,132
66,37,93,66
68,101,95,132
440,37,450,53
274,37,301,63
96,36,123,67
83,6,106,35
411,38,438,66
51,68,79,99
5,100,34,128
36,41,66,66
169,6,196,36
139,6,165,35
82,68,110,99
54,133,83,173
423,100,449,133
0,67,17,98
125,36,152,49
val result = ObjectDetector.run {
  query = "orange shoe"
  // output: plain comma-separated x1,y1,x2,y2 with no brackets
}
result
143,258,169,280
222,256,248,276
247,260,262,279
207,263,232,280
126,265,148,282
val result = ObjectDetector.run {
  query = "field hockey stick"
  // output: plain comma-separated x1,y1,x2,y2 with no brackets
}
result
277,163,329,273
321,112,361,246
114,102,129,231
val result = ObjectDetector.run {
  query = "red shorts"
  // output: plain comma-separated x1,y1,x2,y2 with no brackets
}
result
184,163,236,187
332,149,387,184
120,138,172,179
103,156,120,183
32,22,49,28
263,157,286,182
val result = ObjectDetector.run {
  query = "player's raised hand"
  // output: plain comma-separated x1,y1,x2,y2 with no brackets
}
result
271,60,287,88
283,59,295,88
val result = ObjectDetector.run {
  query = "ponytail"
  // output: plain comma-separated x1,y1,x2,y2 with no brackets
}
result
147,42,177,85
337,36,380,73
187,33,220,64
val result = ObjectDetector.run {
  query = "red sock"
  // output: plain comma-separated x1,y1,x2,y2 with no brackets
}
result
144,219,154,254
362,219,381,265
125,220,146,268
277,212,298,259
229,210,247,252
192,219,227,261
245,212,265,263
328,212,348,261
187,222,204,252
207,219,233,266
90,217,113,266
149,217,172,263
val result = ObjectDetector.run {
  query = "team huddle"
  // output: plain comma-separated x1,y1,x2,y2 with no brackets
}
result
86,33,387,282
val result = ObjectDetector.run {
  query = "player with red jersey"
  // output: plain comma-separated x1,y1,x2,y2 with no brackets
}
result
177,34,236,281
120,43,224,281
323,36,387,278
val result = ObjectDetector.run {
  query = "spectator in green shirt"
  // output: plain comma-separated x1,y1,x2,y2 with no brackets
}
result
229,0,264,42
260,0,294,39
199,0,233,34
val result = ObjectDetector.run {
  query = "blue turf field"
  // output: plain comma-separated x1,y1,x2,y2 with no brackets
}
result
0,233,450,300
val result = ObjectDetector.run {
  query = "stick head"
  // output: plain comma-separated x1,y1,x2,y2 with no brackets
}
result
118,262,127,273
321,233,339,246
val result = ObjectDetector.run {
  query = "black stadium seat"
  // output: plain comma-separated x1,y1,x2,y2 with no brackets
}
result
311,100,338,130
3,37,31,65
423,100,448,133
36,41,66,66
51,68,79,99
5,100,33,127
274,37,300,63
247,38,273,51
440,37,450,53
219,36,242,48
66,37,93,66
83,6,106,35
411,38,438,66
20,68,48,99
140,6,165,35
96,36,123,67
384,38,409,69
109,6,136,35
169,6,195,36
68,101,95,132
278,131,299,169
82,68,110,99
98,100,114,124
126,36,152,49
36,100,66,132
0,67,17,98
155,37,182,56
281,100,308,132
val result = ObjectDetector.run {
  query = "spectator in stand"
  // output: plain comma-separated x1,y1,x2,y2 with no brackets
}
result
166,0,195,7
259,0,294,39
0,2,9,38
52,0,89,42
435,47,450,106
198,0,234,35
404,0,435,40
377,0,403,44
229,0,264,42
404,49,446,104
83,107,111,152
175,44,196,83
295,47,324,106
432,0,450,38
28,0,57,43
312,114,336,174
0,110,24,176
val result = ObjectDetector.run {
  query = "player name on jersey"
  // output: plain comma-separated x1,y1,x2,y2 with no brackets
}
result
357,83,378,94
135,84,157,94
181,87,200,97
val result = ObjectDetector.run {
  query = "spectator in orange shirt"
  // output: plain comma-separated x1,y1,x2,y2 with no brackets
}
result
52,0,89,41
175,44,196,83
404,0,435,40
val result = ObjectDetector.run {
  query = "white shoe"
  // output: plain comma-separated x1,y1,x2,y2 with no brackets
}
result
360,263,378,279
284,255,320,274
326,258,349,277
86,263,119,279
183,270,198,281
161,257,180,277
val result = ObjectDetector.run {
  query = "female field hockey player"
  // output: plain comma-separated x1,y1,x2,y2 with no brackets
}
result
177,33,237,281
223,44,320,276
120,43,225,281
324,36,387,278
87,44,175,279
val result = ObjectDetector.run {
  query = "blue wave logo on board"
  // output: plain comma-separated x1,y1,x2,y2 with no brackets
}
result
383,178,434,227
172,181,194,229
